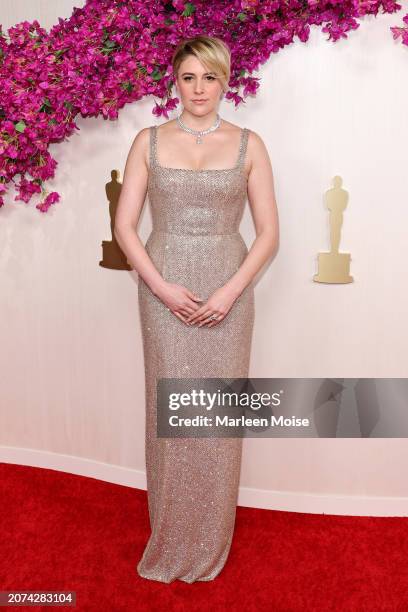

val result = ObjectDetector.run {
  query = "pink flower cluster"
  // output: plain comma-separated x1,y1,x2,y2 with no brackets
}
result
0,0,404,212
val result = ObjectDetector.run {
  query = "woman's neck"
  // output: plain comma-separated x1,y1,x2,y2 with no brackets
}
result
178,111,219,131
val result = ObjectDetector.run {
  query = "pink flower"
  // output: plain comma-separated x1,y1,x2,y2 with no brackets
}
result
0,0,405,212
36,191,60,213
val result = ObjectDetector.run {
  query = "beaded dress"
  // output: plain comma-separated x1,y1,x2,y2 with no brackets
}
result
137,124,255,583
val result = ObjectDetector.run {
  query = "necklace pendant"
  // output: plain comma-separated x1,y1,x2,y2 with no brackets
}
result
176,113,221,144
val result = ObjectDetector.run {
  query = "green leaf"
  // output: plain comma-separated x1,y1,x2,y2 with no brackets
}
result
15,120,26,133
151,69,163,81
182,3,196,17
55,48,69,58
121,81,133,92
237,13,246,21
39,97,52,113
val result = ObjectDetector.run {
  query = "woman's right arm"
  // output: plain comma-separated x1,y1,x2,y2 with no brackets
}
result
114,129,203,323
114,128,168,297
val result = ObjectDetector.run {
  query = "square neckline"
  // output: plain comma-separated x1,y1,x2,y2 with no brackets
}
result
151,124,248,175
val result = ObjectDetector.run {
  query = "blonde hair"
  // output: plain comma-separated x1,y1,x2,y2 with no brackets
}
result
171,35,231,93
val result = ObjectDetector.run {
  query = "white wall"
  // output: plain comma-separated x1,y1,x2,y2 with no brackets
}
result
1,1,408,516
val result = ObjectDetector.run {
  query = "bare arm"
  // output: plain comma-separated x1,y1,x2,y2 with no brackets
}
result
224,129,279,298
114,128,167,296
114,129,203,323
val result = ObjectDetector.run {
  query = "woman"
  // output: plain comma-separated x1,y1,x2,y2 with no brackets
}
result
114,35,279,583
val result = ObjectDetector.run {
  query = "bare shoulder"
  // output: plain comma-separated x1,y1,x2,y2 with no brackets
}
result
125,126,152,169
223,120,266,150
220,119,244,136
246,128,270,166
127,126,151,152
155,119,177,133
246,128,266,152
131,126,151,147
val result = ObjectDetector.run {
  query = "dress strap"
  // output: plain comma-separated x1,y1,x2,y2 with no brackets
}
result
237,128,249,169
149,125,158,168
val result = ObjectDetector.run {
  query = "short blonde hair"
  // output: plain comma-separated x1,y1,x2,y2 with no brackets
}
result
171,35,231,93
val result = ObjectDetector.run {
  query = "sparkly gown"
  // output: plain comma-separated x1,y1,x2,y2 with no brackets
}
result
137,124,255,583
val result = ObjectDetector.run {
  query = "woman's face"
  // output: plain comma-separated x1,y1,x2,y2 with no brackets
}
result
175,55,224,116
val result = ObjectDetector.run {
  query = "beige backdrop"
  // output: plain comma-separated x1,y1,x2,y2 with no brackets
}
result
1,1,408,516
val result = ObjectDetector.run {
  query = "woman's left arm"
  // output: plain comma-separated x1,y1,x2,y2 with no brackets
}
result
224,129,279,297
186,130,279,327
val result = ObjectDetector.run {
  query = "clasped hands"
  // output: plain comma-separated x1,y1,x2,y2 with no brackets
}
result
156,281,240,328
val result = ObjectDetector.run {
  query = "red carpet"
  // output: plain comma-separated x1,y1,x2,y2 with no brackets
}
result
1,462,407,611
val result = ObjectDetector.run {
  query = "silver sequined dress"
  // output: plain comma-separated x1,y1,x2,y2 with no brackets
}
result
137,124,255,583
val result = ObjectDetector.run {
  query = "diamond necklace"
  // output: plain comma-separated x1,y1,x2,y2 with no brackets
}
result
176,113,221,144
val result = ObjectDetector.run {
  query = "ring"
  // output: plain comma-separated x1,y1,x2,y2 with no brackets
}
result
209,314,218,321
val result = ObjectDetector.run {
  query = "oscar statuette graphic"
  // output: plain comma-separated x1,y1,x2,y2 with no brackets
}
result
314,175,353,283
99,169,132,270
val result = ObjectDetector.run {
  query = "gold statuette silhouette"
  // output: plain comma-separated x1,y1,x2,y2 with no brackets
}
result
99,169,132,270
314,175,353,284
